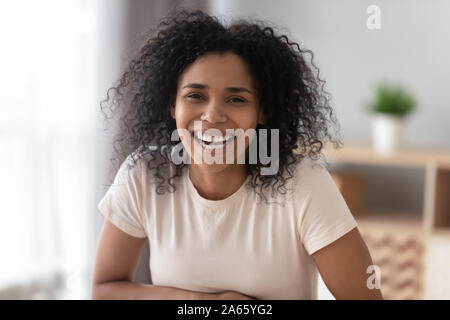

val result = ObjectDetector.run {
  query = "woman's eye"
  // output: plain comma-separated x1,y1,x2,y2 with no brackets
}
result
186,93,203,100
228,97,245,103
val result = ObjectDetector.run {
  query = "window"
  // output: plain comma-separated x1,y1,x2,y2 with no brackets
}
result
0,0,98,299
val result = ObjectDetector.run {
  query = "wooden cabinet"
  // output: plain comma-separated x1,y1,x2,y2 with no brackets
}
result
323,143,450,299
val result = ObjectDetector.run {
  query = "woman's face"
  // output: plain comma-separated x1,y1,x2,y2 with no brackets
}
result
171,51,264,173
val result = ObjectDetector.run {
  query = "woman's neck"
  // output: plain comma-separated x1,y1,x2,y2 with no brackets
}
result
189,164,248,201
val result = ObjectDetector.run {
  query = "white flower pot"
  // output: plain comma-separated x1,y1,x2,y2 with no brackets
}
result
371,114,404,155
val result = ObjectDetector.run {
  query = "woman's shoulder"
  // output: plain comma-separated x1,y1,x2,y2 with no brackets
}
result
254,156,327,206
290,155,332,193
131,145,186,193
293,155,328,175
112,147,158,185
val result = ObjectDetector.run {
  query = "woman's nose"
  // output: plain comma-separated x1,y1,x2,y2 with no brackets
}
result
200,100,227,123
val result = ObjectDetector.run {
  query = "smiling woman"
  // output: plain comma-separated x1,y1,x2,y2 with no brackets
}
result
93,9,383,300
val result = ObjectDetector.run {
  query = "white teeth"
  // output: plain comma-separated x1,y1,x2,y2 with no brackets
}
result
193,131,235,149
211,135,223,143
194,131,234,143
204,135,213,142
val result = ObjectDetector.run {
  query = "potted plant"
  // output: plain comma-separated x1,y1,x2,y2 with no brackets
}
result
366,82,417,155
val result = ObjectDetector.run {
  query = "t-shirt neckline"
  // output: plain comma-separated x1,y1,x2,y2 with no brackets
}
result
184,166,251,210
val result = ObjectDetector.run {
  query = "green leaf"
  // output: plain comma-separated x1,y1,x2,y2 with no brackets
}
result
367,82,417,116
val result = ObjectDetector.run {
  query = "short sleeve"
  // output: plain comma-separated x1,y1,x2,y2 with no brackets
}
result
295,159,358,255
97,155,147,238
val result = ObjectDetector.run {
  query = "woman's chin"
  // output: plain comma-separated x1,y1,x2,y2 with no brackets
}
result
194,162,230,173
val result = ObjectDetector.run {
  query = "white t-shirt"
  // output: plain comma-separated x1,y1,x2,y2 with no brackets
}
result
97,153,358,299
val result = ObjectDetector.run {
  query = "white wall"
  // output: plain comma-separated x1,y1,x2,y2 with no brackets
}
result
209,0,450,149
90,0,132,294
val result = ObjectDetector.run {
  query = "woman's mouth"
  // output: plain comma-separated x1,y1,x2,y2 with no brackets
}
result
191,131,236,153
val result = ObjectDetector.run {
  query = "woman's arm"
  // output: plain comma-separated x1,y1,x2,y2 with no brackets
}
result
311,227,383,300
94,281,254,300
93,281,206,300
92,219,202,299
92,219,254,300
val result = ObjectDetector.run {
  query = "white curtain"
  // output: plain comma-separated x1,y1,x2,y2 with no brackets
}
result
0,0,99,299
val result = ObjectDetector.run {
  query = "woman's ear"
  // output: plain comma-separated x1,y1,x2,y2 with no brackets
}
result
169,96,176,119
170,104,175,119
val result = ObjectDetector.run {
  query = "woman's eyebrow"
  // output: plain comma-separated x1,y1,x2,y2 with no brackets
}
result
182,83,253,95
183,83,207,90
225,87,253,95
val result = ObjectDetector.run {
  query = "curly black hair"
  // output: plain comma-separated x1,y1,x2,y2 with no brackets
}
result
100,8,343,203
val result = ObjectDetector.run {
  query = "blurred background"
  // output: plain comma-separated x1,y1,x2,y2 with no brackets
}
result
1,0,449,299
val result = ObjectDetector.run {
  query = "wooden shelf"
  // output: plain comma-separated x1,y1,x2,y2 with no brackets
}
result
322,143,450,233
355,211,424,233
323,143,450,170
